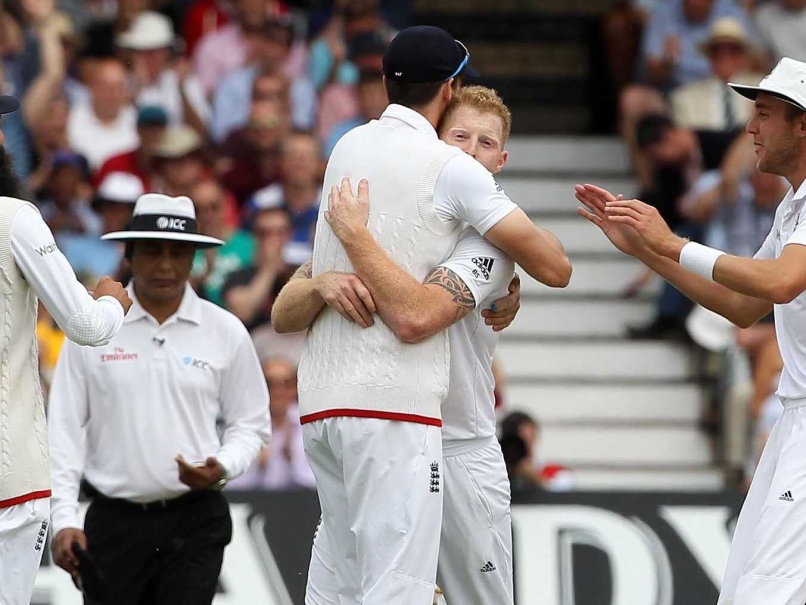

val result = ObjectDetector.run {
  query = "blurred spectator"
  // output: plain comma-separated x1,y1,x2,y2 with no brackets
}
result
81,0,150,59
249,130,321,248
95,105,167,191
191,178,256,307
67,59,138,169
602,0,655,97
227,356,315,490
620,0,752,189
182,0,233,57
36,302,64,398
117,11,211,132
1,31,32,179
152,124,206,196
222,206,294,330
26,94,70,193
671,18,761,132
324,66,386,156
308,0,392,92
316,29,387,142
219,98,288,204
754,0,806,63
627,114,710,339
500,412,576,495
38,150,100,237
211,16,315,143
195,0,305,96
57,171,143,280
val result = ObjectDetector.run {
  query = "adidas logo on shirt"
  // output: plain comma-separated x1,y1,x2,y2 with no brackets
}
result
472,257,495,280
780,490,795,502
480,561,497,573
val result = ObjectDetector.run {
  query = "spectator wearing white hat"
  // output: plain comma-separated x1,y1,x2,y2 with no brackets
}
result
117,11,211,134
67,59,139,170
58,171,145,280
671,17,764,132
153,124,207,198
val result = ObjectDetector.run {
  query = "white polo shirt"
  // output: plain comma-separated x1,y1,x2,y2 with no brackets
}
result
439,228,514,443
754,178,806,400
48,282,271,535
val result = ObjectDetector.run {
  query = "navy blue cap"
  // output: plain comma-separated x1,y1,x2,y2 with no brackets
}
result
52,149,89,173
0,95,20,115
383,26,479,84
137,105,168,127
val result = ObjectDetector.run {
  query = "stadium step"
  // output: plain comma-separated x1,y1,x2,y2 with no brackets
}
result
520,257,660,298
506,382,704,424
497,341,696,382
511,298,654,338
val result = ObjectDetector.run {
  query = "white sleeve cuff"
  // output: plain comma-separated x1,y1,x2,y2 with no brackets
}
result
50,504,82,536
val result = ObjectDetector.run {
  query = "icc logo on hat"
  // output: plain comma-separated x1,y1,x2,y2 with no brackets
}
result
157,216,187,231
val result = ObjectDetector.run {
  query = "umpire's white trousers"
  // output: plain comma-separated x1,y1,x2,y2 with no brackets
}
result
437,437,513,605
303,417,443,605
0,497,50,605
719,397,806,605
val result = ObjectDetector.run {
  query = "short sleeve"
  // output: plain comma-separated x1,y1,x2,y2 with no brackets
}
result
783,207,806,250
433,152,517,236
437,229,514,309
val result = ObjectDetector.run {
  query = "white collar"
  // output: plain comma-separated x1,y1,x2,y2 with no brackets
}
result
379,104,438,139
125,282,202,326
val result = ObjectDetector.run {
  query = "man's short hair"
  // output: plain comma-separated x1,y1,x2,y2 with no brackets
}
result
384,78,458,110
440,85,512,143
636,114,674,151
785,102,806,123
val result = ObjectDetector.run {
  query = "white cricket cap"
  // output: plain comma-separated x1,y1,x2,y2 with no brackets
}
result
730,57,806,112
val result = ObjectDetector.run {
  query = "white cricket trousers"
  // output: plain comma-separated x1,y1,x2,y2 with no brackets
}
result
302,416,443,605
0,497,50,605
437,437,513,605
305,436,513,605
719,397,806,605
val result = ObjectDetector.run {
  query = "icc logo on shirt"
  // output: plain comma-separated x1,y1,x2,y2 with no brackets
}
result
183,356,210,370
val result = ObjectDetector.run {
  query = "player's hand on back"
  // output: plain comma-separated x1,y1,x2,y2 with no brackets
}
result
482,273,521,332
52,528,87,578
325,177,370,242
314,272,376,328
92,276,133,314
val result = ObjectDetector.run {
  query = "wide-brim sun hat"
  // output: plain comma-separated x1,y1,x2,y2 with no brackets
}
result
117,11,175,51
102,193,224,248
697,17,753,55
729,57,806,111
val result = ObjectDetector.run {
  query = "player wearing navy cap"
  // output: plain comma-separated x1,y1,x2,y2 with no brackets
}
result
278,24,570,605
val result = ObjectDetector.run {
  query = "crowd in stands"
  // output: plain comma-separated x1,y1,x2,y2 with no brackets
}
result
602,0,806,485
2,0,564,494
0,0,407,491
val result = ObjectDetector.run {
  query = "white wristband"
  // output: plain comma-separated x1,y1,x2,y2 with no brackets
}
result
679,242,725,281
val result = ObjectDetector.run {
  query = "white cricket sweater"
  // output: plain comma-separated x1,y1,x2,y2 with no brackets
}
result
0,198,50,506
298,106,464,426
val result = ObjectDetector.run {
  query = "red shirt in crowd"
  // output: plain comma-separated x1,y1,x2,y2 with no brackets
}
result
94,151,153,192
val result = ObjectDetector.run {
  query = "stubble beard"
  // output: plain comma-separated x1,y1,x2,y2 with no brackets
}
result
0,145,27,200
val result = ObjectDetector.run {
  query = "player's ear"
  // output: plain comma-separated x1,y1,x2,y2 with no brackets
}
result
495,150,509,174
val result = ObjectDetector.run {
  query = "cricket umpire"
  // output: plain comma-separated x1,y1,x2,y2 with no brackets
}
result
48,193,271,604
0,95,131,605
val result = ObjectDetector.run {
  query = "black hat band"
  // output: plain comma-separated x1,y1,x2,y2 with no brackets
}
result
129,213,198,234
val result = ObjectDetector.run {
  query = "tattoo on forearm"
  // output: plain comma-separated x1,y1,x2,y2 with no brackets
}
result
293,261,313,281
424,267,475,320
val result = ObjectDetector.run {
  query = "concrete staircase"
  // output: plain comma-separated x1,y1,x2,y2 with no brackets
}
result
498,136,722,490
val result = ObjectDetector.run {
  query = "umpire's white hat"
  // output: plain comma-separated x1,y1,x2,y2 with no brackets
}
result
102,193,224,248
730,57,806,112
